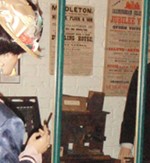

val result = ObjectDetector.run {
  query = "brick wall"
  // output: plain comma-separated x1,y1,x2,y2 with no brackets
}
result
0,0,127,159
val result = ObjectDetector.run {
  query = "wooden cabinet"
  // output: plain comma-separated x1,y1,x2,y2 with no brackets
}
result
42,109,120,163
61,110,109,156
43,92,121,163
60,155,121,163
43,150,121,163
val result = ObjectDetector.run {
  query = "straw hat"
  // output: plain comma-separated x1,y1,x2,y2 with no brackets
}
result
0,0,43,58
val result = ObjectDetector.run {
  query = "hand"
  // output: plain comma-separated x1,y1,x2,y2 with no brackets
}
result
118,147,133,163
27,124,50,154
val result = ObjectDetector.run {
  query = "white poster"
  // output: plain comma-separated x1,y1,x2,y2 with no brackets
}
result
50,4,94,75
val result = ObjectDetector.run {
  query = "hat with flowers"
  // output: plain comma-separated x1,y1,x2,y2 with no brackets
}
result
0,0,43,57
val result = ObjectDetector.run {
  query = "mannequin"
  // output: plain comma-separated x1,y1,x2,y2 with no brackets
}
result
0,0,50,162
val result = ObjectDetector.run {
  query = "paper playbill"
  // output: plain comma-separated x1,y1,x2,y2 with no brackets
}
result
103,0,147,96
50,4,94,75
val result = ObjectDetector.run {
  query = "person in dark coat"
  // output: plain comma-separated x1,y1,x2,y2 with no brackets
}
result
119,63,150,162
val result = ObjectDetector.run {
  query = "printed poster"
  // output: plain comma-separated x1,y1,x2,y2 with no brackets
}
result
50,4,94,75
103,0,145,96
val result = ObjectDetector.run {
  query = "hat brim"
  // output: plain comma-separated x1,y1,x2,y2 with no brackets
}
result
0,19,41,58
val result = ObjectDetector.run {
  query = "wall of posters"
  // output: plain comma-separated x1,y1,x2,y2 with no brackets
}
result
50,4,94,75
103,0,145,96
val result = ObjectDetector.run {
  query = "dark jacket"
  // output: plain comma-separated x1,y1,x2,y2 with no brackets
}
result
120,63,150,160
0,102,35,163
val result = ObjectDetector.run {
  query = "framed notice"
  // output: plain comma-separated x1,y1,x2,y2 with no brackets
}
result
0,61,20,84
103,0,144,96
50,4,94,76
